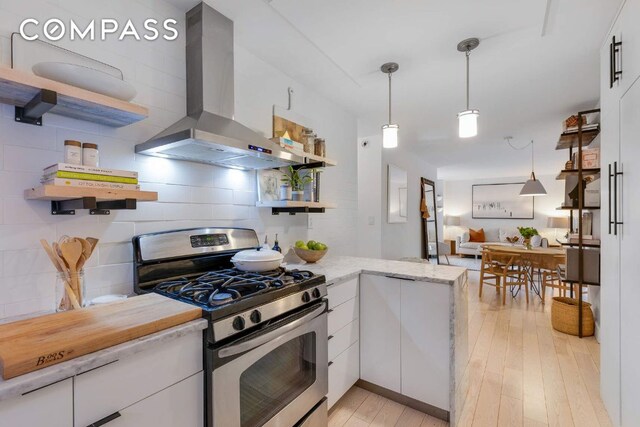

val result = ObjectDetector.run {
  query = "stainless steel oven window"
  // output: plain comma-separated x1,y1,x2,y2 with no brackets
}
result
240,332,316,427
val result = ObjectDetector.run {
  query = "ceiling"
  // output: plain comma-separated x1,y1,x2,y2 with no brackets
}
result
172,0,621,180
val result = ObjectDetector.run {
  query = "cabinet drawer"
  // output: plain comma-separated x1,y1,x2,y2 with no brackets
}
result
328,277,358,309
329,319,359,362
75,331,202,427
328,297,358,336
0,378,72,427
109,372,203,427
328,340,359,409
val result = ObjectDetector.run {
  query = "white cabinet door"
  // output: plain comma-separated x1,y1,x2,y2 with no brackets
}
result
401,280,450,410
599,19,622,426
360,274,401,393
328,341,359,409
109,372,204,427
619,74,640,427
75,331,202,426
0,378,73,427
616,0,640,94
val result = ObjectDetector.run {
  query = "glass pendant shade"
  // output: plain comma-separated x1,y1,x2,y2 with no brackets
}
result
382,124,399,148
520,172,547,196
458,109,479,138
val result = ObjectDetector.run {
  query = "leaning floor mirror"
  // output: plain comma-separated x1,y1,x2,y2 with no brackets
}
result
421,178,440,262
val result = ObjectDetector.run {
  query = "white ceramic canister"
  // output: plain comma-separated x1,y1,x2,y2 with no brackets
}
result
64,140,82,165
82,143,99,167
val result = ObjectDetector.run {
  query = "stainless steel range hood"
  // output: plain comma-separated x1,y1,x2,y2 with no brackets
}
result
135,3,303,170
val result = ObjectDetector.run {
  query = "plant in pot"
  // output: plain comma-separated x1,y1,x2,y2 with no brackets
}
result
517,226,539,249
281,166,314,202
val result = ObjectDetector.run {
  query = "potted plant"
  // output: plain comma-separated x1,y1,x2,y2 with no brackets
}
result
517,226,539,249
281,166,313,202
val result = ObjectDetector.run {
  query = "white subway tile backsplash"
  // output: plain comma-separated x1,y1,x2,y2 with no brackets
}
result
0,0,357,320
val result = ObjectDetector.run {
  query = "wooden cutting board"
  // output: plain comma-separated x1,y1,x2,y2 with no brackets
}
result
0,294,201,379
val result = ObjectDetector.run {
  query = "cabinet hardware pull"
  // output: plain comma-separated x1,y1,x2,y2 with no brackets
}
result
328,335,334,340
386,275,415,281
614,162,624,235
609,163,613,235
328,361,333,367
610,35,623,88
87,411,121,427
327,309,334,313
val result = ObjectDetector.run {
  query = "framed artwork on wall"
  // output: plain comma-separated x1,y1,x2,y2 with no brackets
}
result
472,182,534,219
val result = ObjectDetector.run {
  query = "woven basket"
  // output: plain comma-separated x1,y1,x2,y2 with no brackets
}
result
551,297,595,337
293,247,328,263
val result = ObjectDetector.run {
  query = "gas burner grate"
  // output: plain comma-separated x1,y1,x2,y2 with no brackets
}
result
153,268,317,308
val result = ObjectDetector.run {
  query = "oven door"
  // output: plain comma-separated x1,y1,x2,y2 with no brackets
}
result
211,301,328,427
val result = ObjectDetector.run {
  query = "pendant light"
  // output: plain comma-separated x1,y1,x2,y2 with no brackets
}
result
381,62,399,148
457,38,480,138
520,140,547,196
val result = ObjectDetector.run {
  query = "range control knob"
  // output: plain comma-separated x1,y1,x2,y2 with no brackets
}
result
302,291,311,303
232,316,245,331
250,310,262,324
312,288,321,299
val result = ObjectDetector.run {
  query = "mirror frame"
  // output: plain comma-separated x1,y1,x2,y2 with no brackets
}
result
421,177,440,263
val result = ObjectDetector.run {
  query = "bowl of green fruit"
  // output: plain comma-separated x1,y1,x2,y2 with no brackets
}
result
293,240,328,263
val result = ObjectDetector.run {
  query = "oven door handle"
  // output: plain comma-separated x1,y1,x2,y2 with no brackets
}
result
218,302,326,358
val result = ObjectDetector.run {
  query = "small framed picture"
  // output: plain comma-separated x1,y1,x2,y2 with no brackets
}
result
257,169,283,201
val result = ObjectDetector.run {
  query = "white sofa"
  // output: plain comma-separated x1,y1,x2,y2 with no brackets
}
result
455,227,545,258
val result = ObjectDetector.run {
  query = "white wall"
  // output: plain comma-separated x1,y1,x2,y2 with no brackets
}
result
356,135,382,258
0,0,357,319
442,174,568,242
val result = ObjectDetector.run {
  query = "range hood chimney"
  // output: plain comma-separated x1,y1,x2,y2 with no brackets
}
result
135,2,303,170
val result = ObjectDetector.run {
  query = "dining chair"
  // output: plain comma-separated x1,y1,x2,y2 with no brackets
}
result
479,249,529,305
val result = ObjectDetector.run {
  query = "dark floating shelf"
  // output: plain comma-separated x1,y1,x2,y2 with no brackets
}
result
556,168,601,180
557,206,601,210
555,126,600,150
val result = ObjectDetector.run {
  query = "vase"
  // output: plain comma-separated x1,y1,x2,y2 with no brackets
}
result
292,190,304,201
523,238,532,250
280,185,292,201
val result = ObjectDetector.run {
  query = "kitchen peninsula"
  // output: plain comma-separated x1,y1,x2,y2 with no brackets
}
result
286,255,469,426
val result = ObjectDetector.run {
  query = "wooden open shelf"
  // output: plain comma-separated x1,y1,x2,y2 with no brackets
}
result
555,126,600,150
0,67,148,127
25,185,157,215
256,200,336,215
25,186,157,202
556,168,601,180
281,147,337,168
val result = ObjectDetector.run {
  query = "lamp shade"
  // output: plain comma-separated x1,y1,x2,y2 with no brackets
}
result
458,110,479,138
547,216,570,229
382,124,399,148
520,173,547,196
444,216,461,226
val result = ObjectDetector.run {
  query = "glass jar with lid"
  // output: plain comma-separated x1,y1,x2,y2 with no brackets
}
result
314,138,326,158
301,128,316,154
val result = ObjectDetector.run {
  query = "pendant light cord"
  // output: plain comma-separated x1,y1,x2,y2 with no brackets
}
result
465,50,470,110
388,72,392,123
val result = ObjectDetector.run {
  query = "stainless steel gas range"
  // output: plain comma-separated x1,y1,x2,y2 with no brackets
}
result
132,228,328,427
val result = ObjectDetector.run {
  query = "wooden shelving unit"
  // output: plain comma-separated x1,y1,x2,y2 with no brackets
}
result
556,168,600,180
555,126,600,150
256,200,336,215
0,67,148,127
25,185,157,215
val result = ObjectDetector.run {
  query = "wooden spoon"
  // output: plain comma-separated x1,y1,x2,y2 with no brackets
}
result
86,237,99,256
40,240,80,309
77,238,93,270
59,240,84,304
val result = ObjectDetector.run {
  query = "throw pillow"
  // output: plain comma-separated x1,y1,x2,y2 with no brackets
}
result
460,231,470,243
469,228,485,242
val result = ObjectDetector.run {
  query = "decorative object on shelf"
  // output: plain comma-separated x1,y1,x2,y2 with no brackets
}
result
565,160,574,170
280,166,313,202
472,183,534,219
518,226,539,250
564,115,580,129
388,164,408,223
302,128,316,154
280,184,292,201
32,62,137,101
314,137,326,157
566,175,596,208
64,140,82,165
273,130,304,151
457,37,480,138
257,169,282,202
40,236,98,310
573,147,600,169
82,143,99,167
547,216,570,241
520,140,547,196
380,62,399,148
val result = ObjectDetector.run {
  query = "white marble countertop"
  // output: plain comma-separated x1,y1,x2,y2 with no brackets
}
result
284,255,466,285
0,319,207,402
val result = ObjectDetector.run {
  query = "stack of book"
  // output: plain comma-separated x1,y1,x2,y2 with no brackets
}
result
41,163,140,191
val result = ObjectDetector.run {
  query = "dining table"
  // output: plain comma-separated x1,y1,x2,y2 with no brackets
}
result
481,244,567,298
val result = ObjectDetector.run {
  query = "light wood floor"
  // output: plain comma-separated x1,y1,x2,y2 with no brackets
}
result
328,269,612,427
